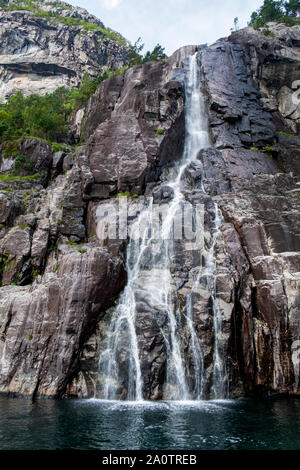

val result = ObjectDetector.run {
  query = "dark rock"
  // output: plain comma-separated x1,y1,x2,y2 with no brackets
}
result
18,138,53,174
51,151,65,178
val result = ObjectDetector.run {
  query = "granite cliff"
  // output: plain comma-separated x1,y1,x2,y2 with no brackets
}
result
0,3,299,399
0,0,130,99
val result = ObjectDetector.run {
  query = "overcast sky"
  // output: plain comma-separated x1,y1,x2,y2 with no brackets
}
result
67,0,263,55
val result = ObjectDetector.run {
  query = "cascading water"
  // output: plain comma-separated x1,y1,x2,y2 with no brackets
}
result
98,52,227,401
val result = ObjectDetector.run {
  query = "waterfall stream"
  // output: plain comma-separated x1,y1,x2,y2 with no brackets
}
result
98,53,227,401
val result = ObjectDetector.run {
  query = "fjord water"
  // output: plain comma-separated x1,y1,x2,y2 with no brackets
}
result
1,397,300,450
98,53,226,400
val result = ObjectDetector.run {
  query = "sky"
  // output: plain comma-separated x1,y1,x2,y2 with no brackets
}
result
67,0,263,55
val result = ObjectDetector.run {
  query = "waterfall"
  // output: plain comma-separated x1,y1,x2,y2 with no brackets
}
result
98,53,227,401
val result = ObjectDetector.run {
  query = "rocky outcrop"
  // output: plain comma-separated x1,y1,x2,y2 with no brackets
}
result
229,22,300,133
0,0,130,99
0,14,299,400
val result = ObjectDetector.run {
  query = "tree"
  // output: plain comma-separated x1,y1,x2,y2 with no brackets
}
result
250,0,285,27
129,39,167,65
260,0,284,21
285,0,300,16
128,37,144,66
234,17,239,30
250,0,300,27
231,17,239,32
143,44,167,63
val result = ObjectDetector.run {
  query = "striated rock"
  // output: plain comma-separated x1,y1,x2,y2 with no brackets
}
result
0,245,125,397
0,225,31,285
0,0,131,99
77,58,187,198
229,22,300,133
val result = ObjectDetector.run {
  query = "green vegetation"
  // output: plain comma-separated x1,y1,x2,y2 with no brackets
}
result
14,155,32,173
77,249,87,254
0,173,40,182
116,191,131,198
0,72,110,145
51,143,71,153
279,130,295,136
116,191,139,198
262,28,275,36
54,264,58,272
265,145,275,151
250,1,300,29
264,144,277,158
155,128,165,136
28,334,33,341
0,252,9,287
0,89,70,143
1,1,128,46
129,38,168,66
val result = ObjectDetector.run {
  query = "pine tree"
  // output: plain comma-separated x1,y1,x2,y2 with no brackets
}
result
285,0,300,16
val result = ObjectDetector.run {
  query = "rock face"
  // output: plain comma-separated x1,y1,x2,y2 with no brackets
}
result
69,27,300,400
0,42,197,397
0,17,299,399
0,0,130,99
229,22,300,133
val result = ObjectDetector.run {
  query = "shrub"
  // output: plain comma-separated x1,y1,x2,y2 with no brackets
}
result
14,155,32,174
128,38,168,66
262,28,275,36
265,145,275,151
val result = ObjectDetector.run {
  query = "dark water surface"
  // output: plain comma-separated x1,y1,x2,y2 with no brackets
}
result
0,397,300,450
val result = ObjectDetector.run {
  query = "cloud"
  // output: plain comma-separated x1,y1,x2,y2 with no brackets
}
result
100,0,123,9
